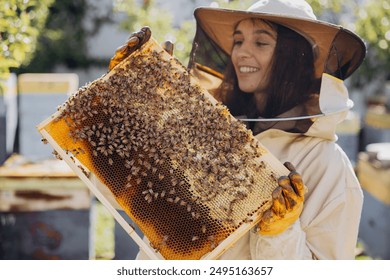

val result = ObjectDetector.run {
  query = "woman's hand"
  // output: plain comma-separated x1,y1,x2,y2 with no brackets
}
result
257,162,306,235
108,26,174,72
108,26,152,71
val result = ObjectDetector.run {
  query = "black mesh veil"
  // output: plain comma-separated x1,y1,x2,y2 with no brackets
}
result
187,25,228,93
188,26,229,75
324,28,366,80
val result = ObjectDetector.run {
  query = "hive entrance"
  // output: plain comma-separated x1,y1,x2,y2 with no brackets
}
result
38,38,287,260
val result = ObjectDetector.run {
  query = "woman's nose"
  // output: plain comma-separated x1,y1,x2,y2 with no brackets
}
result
236,44,252,59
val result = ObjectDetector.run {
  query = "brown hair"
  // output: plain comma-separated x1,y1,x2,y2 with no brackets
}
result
214,21,320,119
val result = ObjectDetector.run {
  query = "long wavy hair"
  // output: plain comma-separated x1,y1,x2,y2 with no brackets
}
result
214,20,320,119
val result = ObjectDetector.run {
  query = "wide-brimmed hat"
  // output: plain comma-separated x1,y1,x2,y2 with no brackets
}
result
194,0,366,80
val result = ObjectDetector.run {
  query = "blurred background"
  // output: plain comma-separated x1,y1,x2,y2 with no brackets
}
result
0,0,389,260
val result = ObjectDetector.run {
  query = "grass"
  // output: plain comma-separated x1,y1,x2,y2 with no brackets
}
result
93,201,115,260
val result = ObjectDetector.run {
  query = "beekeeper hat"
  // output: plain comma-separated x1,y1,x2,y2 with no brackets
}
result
193,0,366,80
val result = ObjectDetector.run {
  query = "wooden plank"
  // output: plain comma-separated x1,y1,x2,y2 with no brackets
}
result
18,73,78,95
0,177,85,190
0,187,90,212
365,109,390,129
0,155,91,211
357,154,390,205
0,154,77,178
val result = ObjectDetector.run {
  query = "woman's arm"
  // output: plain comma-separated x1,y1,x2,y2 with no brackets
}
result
250,142,363,259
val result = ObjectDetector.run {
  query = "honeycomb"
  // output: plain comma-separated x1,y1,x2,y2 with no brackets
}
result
38,38,287,260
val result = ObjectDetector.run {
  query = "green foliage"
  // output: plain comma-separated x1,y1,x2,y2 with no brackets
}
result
18,0,113,73
354,0,390,84
113,0,192,64
212,0,256,10
114,0,173,38
94,201,115,260
113,0,255,65
5,0,388,90
307,0,344,16
0,0,54,83
307,0,390,87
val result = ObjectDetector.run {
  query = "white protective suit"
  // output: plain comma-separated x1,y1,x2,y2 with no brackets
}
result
136,74,363,260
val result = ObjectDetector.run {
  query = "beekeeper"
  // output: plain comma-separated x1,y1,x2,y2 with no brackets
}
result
109,0,366,259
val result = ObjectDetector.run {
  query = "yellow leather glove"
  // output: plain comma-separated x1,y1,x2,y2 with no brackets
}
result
108,26,152,71
108,26,174,71
257,162,306,235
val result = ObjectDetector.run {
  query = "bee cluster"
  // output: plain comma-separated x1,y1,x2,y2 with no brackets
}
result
48,44,277,259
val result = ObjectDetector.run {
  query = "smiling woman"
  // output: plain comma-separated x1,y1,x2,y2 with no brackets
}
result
231,20,277,102
100,0,366,260
214,19,317,123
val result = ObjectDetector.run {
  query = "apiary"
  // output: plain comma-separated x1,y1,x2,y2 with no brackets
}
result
37,37,289,260
18,73,78,161
363,108,390,148
357,143,390,259
0,155,92,260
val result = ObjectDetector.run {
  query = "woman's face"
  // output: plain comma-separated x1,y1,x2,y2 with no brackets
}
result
231,19,277,94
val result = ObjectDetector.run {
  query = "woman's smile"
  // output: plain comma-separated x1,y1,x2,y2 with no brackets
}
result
238,66,260,73
231,19,277,94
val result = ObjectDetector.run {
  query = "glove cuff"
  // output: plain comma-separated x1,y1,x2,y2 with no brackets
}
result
257,203,303,236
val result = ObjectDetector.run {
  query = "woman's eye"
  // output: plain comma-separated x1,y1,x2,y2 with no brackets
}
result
233,40,243,46
256,41,269,47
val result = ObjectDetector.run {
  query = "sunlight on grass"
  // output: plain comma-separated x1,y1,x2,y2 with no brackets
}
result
94,201,115,260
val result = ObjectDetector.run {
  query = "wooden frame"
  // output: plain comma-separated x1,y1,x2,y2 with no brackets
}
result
36,38,289,260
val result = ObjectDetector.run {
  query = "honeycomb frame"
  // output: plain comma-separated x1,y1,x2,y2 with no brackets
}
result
37,37,289,260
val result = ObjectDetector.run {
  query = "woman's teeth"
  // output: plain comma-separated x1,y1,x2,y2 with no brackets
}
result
239,66,259,73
